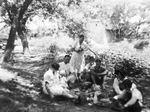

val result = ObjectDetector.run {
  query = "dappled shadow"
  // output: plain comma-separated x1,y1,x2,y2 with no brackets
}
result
0,52,150,112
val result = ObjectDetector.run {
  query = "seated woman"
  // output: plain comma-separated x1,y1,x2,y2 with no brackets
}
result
42,62,74,99
112,79,143,112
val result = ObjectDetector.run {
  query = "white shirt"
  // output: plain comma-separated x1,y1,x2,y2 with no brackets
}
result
84,62,96,71
43,69,60,94
43,69,69,95
59,62,74,76
114,83,143,107
124,84,143,107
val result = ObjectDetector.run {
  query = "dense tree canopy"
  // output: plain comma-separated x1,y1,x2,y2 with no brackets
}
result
0,0,150,63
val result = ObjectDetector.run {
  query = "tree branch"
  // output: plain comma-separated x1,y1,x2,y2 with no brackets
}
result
3,1,13,22
0,24,9,31
18,0,34,20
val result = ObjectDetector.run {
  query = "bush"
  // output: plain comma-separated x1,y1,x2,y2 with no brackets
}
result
101,39,150,77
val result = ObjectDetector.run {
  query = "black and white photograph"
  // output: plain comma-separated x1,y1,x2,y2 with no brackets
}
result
0,0,150,112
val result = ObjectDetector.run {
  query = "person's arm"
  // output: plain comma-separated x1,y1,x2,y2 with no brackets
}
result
99,70,108,75
114,89,126,100
113,78,122,94
69,64,75,74
44,70,51,83
71,39,78,52
84,64,90,71
124,89,138,107
98,66,108,75
90,69,98,76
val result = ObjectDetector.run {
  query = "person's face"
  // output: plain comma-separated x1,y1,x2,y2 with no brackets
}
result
64,56,70,64
89,59,94,65
96,61,101,66
117,73,124,80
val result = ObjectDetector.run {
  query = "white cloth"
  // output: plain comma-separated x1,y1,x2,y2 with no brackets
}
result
43,69,68,95
114,83,143,107
84,62,96,71
113,77,128,95
59,62,74,76
113,78,122,94
70,38,86,73
125,84,143,107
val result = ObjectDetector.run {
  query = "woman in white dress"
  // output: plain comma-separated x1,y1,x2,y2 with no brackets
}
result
70,34,86,79
43,63,74,99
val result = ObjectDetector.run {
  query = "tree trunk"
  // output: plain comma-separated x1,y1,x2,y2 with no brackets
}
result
0,22,17,63
18,29,30,55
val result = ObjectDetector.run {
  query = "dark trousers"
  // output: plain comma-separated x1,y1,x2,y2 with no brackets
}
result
92,74,105,86
111,91,142,112
124,100,142,112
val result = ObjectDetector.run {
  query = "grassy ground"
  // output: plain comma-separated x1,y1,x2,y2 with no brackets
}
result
0,53,150,112
0,42,150,112
0,52,117,112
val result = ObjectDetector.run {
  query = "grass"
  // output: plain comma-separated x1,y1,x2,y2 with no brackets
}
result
0,37,150,112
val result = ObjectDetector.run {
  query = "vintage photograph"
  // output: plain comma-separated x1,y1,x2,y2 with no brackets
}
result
0,0,150,112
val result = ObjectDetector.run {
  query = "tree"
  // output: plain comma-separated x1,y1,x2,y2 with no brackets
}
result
0,0,34,62
110,1,150,41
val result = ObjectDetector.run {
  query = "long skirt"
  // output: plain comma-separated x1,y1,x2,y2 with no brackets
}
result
70,51,85,73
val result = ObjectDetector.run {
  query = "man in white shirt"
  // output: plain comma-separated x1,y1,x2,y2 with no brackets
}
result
59,55,77,85
113,79,143,112
59,55,74,77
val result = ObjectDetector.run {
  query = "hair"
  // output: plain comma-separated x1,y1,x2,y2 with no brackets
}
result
79,34,84,38
95,58,101,63
114,69,125,78
123,79,132,89
64,55,71,58
89,56,95,61
51,62,60,71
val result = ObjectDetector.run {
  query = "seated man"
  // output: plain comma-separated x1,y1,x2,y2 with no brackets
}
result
112,79,143,112
43,62,74,99
59,55,76,83
81,56,95,82
113,69,128,95
90,58,108,89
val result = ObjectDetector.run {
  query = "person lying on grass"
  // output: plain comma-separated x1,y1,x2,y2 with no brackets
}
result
111,79,143,112
42,62,75,99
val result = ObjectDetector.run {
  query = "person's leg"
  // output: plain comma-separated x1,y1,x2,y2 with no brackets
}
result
45,83,54,99
124,101,142,112
62,90,75,99
99,75,105,89
90,73,98,85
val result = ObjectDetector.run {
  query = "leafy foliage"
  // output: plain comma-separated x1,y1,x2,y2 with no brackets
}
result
110,1,150,41
103,40,150,78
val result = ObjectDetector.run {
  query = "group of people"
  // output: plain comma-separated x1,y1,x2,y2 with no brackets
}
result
42,34,144,112
112,66,143,112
